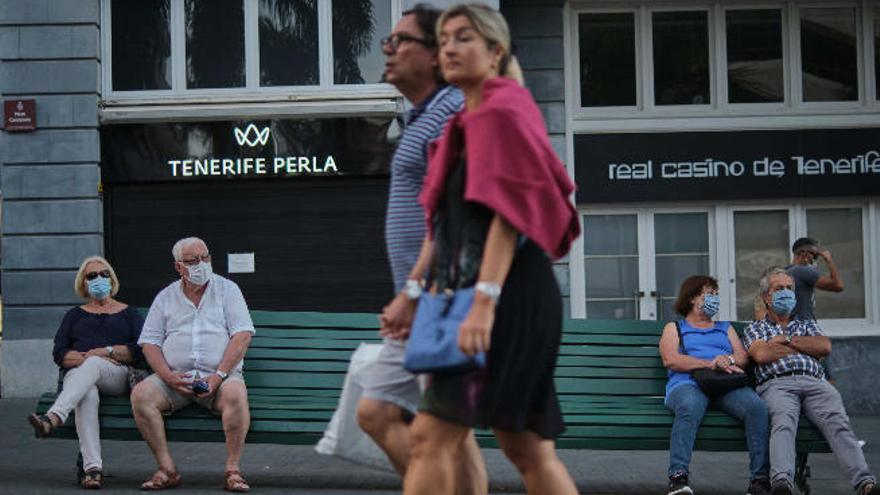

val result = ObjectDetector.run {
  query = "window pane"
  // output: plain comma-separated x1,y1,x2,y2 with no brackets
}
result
579,13,636,107
259,0,319,86
875,8,880,100
801,8,858,102
733,210,789,320
587,301,637,320
726,9,783,103
654,213,709,321
584,215,638,255
186,0,245,89
111,0,171,91
333,0,391,85
584,215,640,320
807,208,865,319
653,11,710,105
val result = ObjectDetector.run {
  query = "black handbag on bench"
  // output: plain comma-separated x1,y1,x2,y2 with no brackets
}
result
675,320,748,398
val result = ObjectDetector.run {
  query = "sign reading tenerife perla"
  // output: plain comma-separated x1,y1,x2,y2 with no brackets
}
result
574,128,880,203
101,117,394,183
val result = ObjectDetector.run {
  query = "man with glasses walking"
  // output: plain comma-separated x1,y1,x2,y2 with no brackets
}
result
355,4,487,493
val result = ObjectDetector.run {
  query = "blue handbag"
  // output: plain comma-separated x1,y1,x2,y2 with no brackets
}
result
403,287,487,374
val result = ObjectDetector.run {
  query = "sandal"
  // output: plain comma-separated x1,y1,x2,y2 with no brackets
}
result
140,467,180,491
81,468,102,489
28,413,54,438
224,470,250,493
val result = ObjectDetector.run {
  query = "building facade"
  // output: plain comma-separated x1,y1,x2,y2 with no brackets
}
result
1,0,878,412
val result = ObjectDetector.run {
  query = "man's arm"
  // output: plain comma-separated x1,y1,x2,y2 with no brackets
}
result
815,249,843,292
788,335,832,359
748,336,796,365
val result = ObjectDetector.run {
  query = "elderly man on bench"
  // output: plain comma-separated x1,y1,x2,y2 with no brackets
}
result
131,237,255,492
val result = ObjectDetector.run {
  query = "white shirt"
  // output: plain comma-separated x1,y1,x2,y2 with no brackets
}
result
139,274,255,374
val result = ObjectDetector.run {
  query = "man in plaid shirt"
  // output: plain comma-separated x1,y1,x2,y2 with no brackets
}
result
744,268,878,495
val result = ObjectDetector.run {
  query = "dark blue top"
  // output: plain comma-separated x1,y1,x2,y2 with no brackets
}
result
52,306,145,368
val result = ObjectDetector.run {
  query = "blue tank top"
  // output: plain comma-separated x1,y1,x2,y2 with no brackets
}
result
665,319,733,399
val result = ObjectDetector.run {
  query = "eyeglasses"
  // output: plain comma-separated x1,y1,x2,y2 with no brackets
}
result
179,254,211,267
85,270,111,281
380,33,433,51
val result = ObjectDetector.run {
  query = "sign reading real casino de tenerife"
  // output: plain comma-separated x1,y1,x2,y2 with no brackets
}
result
101,117,393,183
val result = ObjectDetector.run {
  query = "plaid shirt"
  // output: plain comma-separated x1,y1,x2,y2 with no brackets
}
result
743,317,826,385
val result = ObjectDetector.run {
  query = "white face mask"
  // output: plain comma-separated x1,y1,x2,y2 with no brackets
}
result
185,261,212,286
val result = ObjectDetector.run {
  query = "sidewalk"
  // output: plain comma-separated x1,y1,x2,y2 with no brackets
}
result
1,398,877,494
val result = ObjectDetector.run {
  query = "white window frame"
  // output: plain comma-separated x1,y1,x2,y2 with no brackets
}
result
793,1,864,110
577,206,716,321
101,0,402,105
570,199,879,336
568,0,880,132
719,4,789,113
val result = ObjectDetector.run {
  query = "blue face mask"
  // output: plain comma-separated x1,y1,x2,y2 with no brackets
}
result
87,277,111,300
771,289,796,316
701,294,720,318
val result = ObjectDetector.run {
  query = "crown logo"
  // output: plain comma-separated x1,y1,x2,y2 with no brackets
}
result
234,124,271,147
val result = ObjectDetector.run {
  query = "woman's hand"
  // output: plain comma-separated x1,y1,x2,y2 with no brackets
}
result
458,295,495,356
84,347,120,365
709,355,731,371
61,350,86,369
379,293,418,340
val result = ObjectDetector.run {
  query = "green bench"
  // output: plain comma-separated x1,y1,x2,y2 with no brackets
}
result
35,312,831,493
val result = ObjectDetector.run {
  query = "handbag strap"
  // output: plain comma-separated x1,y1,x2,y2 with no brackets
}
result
674,320,687,356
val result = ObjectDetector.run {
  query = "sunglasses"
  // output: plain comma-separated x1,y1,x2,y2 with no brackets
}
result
85,270,111,281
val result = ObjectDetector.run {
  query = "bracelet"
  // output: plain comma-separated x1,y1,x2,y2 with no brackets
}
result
727,354,736,366
475,281,502,302
402,279,423,300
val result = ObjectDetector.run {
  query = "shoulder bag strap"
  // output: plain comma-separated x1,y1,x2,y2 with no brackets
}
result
675,320,687,355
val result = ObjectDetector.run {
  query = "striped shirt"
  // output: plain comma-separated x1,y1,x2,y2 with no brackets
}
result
743,317,826,384
386,85,464,292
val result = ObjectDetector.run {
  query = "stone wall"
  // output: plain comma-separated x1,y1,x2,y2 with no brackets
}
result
0,0,102,397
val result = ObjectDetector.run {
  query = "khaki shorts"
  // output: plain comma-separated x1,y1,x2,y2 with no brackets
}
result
144,371,246,415
359,338,422,414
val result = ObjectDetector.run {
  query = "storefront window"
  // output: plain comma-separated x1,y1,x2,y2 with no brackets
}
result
801,8,858,102
583,215,640,319
726,9,783,104
111,0,171,91
653,11,710,106
807,208,865,319
185,0,246,89
578,12,636,107
654,213,709,321
733,210,789,320
259,0,319,87
333,0,391,85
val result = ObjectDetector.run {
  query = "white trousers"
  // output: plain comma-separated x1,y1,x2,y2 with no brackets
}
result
48,356,129,471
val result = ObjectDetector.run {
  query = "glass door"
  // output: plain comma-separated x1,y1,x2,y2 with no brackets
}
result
583,210,710,321
583,214,641,319
731,209,790,320
653,212,710,322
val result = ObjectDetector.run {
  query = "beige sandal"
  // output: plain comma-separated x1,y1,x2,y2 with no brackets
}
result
224,470,250,493
28,413,55,438
140,467,180,491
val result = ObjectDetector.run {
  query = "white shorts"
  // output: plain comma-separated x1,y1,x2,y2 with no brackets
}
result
144,371,245,414
358,338,421,414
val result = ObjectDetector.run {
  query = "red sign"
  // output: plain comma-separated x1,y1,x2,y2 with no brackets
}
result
4,99,36,132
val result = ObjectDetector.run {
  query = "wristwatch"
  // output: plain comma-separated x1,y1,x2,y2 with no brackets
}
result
105,346,114,358
403,279,423,300
475,281,502,303
215,370,229,381
785,334,793,345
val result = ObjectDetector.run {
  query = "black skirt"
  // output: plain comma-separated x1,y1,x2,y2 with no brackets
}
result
420,240,566,439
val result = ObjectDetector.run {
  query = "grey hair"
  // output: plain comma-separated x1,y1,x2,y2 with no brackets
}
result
759,267,792,295
172,237,205,261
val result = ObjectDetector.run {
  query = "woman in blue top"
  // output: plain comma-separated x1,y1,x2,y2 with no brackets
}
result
28,256,144,489
659,275,770,495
